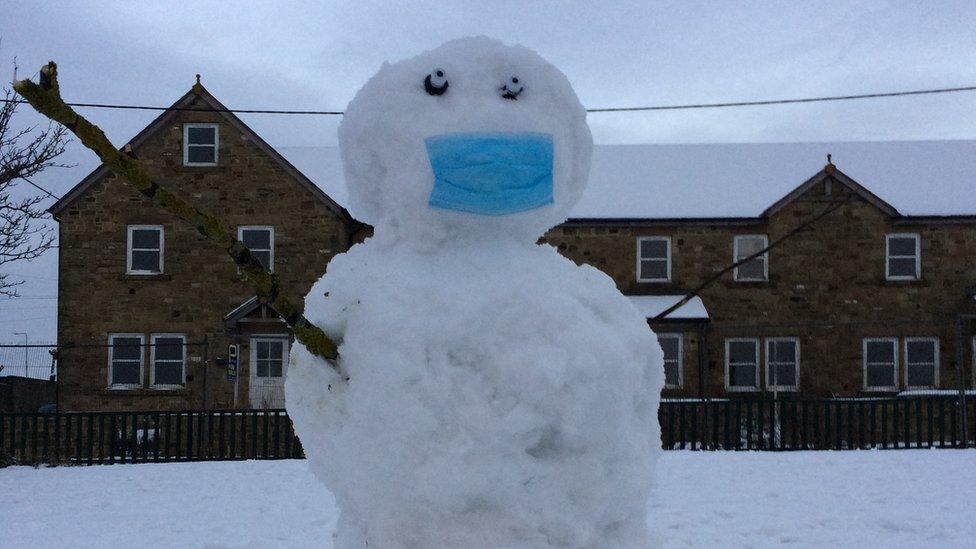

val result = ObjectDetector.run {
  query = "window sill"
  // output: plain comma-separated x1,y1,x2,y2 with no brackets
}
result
726,387,760,393
120,273,172,281
106,386,141,392
730,280,770,287
102,387,189,396
881,278,923,286
176,164,225,172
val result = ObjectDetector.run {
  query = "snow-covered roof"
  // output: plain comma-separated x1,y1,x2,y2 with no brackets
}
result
626,295,709,320
279,140,976,219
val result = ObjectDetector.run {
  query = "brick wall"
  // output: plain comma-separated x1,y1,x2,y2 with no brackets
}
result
545,180,976,398
56,103,349,411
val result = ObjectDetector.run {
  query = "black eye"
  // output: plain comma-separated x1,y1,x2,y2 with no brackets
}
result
425,69,448,96
500,76,523,100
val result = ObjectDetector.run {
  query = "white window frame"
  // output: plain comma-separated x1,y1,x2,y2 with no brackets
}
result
108,333,144,390
765,337,800,392
182,123,219,167
733,234,769,282
150,333,186,390
636,236,671,283
725,338,760,392
903,337,939,390
237,225,275,273
885,233,920,281
658,333,683,389
863,337,899,391
251,336,289,380
126,225,164,275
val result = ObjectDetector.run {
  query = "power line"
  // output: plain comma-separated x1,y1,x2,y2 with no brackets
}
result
586,85,976,112
3,84,975,115
20,176,60,200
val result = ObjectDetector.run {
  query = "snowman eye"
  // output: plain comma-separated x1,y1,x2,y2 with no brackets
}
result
424,69,449,96
500,76,523,100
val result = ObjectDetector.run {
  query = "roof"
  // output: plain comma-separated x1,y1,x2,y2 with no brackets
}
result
223,296,284,327
277,140,976,220
627,294,709,321
49,85,352,221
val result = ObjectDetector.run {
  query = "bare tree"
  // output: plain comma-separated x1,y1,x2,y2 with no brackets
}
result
0,87,69,296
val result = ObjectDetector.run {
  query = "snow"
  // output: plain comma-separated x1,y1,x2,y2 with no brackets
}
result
288,37,661,548
3,452,976,548
280,139,976,220
334,37,592,243
627,294,709,320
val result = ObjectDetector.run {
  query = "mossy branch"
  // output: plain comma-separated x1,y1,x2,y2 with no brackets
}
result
14,62,345,379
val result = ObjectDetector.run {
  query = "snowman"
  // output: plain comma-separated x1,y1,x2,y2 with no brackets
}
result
287,37,663,548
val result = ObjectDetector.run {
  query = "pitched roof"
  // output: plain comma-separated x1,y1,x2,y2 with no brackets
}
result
761,164,899,217
48,85,352,221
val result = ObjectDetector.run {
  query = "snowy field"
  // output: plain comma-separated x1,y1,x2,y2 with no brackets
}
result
2,451,974,548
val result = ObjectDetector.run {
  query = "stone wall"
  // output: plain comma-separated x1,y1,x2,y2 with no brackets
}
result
545,181,976,398
56,102,349,411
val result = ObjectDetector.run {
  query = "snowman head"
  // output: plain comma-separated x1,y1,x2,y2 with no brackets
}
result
338,37,593,244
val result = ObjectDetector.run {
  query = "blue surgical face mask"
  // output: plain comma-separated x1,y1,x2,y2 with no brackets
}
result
425,132,554,216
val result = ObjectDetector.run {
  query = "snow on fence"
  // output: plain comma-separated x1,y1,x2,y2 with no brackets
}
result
2,396,974,466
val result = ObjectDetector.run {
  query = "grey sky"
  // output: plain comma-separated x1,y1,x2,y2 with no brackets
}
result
2,1,976,342
4,1,976,151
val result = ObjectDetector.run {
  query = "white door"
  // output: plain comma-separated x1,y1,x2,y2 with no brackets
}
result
249,336,289,409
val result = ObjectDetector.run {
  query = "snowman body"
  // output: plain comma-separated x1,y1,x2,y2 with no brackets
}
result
287,37,663,548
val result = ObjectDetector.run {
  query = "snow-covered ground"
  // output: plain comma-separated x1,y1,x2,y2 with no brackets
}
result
2,451,974,548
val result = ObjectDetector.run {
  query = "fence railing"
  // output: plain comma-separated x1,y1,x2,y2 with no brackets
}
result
0,343,57,380
0,409,302,466
659,396,976,450
2,396,974,466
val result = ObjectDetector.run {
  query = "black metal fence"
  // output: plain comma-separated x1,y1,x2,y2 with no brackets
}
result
659,395,976,450
3,396,974,466
0,409,302,466
0,343,57,380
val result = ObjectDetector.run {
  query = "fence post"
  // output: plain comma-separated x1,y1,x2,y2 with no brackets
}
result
955,316,969,448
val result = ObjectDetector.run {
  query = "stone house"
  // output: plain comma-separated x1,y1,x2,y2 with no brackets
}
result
50,82,358,411
50,82,976,410
545,161,976,399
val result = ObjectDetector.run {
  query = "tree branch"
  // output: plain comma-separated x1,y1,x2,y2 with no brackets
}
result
652,189,852,320
14,62,345,378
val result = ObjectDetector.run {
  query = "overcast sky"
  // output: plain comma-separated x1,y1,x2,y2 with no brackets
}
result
2,1,975,342
4,1,976,151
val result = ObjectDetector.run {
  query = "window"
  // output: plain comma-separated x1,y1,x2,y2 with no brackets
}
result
863,338,898,391
183,123,219,166
766,338,799,391
658,334,682,389
637,236,671,282
127,225,163,274
725,338,759,391
254,338,286,378
886,233,920,280
238,226,275,272
108,334,144,389
733,235,768,281
151,334,186,389
904,337,938,389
